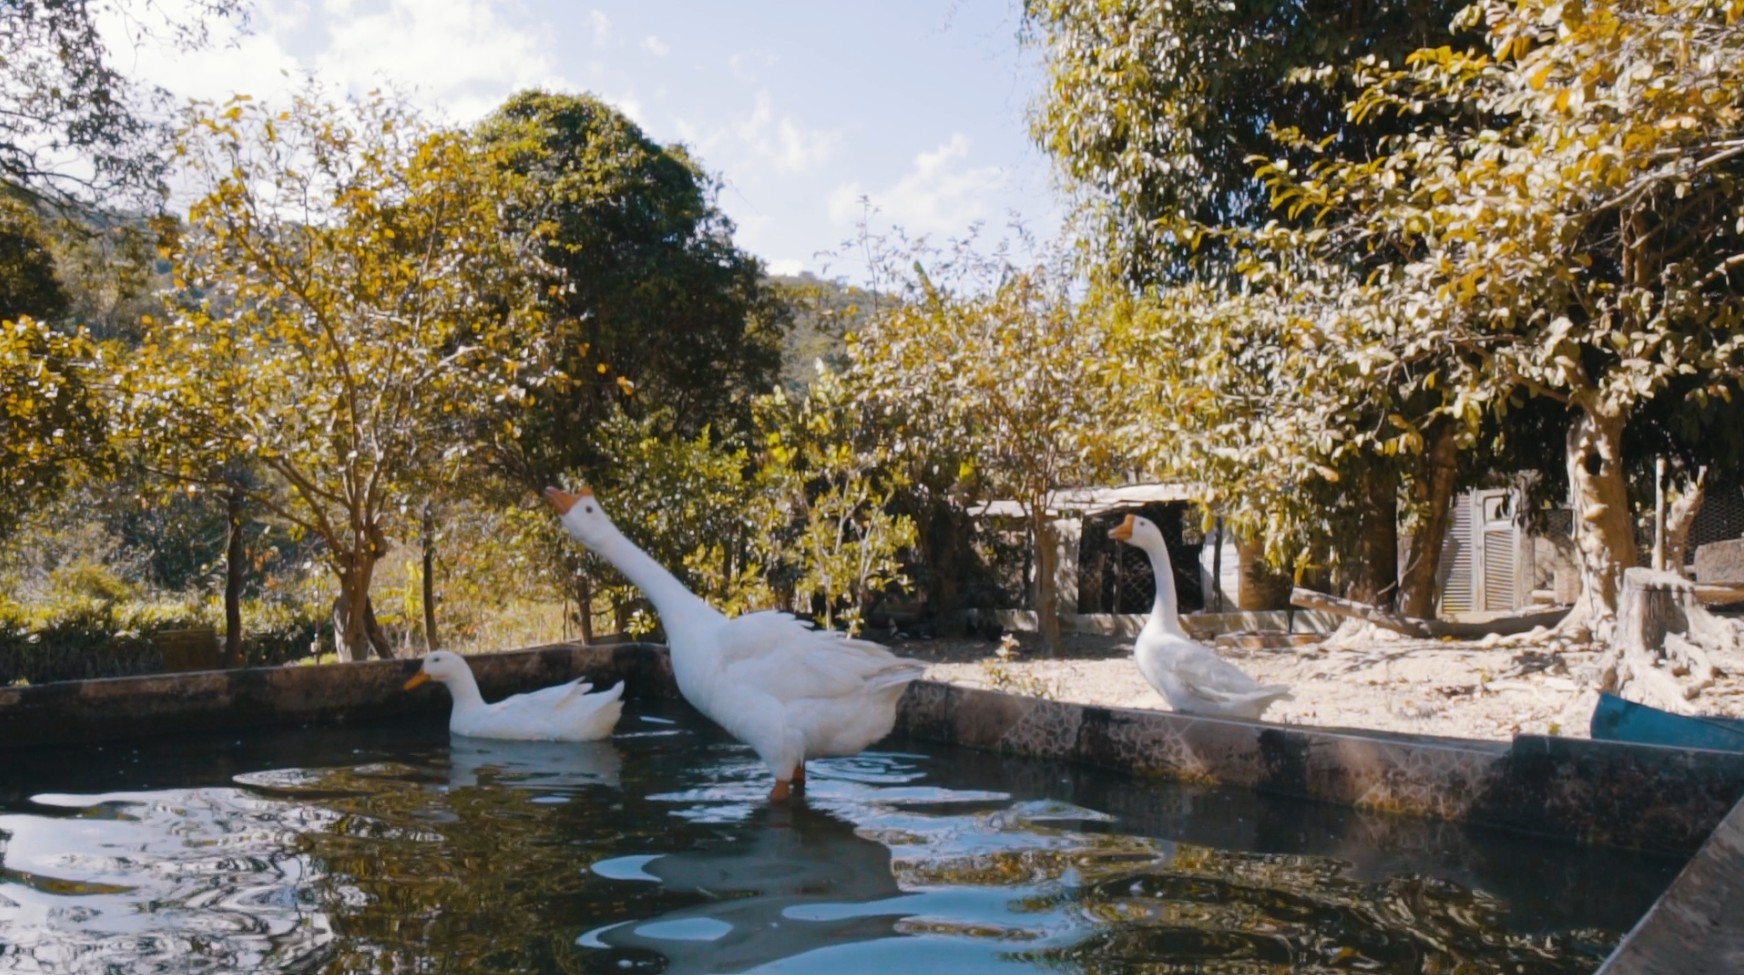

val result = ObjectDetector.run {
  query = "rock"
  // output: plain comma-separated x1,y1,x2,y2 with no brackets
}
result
1695,538,1744,584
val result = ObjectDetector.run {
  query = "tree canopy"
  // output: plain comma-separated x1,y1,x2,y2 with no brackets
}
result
474,89,787,489
1,0,248,214
125,89,552,659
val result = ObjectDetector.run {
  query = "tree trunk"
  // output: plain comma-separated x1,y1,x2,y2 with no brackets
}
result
575,571,595,644
1599,567,1744,711
1348,459,1400,607
221,483,246,668
333,556,392,661
421,501,438,650
1399,422,1460,619
1561,408,1639,642
1664,467,1708,579
1031,508,1063,654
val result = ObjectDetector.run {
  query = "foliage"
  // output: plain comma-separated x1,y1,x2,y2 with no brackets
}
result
0,316,110,542
124,88,553,659
0,198,70,322
770,272,879,389
845,229,1120,649
474,89,787,489
1024,0,1471,285
1251,0,1744,629
0,0,247,215
750,372,918,634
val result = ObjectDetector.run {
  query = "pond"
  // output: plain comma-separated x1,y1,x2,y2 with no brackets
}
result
0,701,1685,973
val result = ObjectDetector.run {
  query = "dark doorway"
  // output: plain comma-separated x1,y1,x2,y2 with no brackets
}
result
1078,503,1204,614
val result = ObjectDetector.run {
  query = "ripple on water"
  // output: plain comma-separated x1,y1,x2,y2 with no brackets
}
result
0,712,1679,975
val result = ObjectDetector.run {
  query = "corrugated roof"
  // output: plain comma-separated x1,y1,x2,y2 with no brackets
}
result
970,483,1196,519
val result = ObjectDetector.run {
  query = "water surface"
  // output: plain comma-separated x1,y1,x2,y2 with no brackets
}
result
0,702,1683,973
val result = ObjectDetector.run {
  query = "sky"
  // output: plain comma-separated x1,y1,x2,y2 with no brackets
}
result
115,0,1065,284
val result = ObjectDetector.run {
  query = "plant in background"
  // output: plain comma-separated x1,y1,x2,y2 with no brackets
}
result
844,229,1120,653
750,373,917,635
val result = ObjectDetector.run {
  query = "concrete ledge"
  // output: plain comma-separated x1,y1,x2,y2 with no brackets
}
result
0,641,676,748
1598,793,1744,973
894,680,1744,856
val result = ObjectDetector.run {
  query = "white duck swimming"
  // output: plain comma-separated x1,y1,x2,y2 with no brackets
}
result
545,485,927,801
405,649,625,741
1109,514,1291,721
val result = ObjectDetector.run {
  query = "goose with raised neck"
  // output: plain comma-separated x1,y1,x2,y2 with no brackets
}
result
546,485,927,801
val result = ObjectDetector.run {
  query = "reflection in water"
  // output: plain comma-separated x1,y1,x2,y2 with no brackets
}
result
446,736,623,790
583,802,908,974
0,705,1685,974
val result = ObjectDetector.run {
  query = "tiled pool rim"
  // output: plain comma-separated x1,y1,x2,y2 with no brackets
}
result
0,640,1736,972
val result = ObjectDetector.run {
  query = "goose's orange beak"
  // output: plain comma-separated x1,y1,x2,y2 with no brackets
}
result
1109,514,1136,541
543,485,592,514
404,671,431,690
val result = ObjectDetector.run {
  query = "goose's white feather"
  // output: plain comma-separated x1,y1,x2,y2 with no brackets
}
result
547,487,926,795
407,649,625,741
1111,514,1291,721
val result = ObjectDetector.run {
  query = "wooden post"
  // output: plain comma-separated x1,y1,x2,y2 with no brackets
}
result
1652,456,1666,572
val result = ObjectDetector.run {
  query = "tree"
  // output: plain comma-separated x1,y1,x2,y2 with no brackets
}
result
0,200,70,322
473,90,786,489
0,317,109,543
1027,0,1485,612
750,373,918,635
848,239,1119,653
1,0,247,215
127,89,550,661
1025,0,1470,286
1265,0,1744,638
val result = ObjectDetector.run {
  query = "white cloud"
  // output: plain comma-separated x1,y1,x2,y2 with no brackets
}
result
312,0,557,123
765,257,805,275
735,90,839,175
727,50,775,83
589,9,612,46
641,35,669,57
828,134,1008,237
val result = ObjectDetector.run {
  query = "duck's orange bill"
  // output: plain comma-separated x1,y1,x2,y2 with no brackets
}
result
404,672,431,690
543,485,593,514
1109,514,1136,541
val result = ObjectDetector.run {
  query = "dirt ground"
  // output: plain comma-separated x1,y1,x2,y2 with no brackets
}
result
891,622,1744,741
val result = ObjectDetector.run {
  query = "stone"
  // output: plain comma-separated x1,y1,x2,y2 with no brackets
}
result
1694,537,1744,584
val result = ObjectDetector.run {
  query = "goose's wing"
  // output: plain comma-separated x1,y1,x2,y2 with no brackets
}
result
550,679,624,714
467,679,623,739
1169,639,1270,699
717,610,924,701
500,678,596,711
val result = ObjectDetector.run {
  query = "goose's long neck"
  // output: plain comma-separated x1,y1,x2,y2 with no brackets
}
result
446,668,487,709
1143,537,1186,635
600,529,718,625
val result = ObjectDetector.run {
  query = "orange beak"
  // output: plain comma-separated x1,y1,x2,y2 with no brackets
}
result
1109,514,1136,541
543,485,592,515
404,671,431,690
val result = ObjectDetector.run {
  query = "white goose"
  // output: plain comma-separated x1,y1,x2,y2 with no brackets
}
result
405,649,625,741
545,486,927,801
1110,514,1291,720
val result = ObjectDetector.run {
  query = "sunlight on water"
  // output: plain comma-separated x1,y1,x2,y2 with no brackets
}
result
0,705,1684,974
